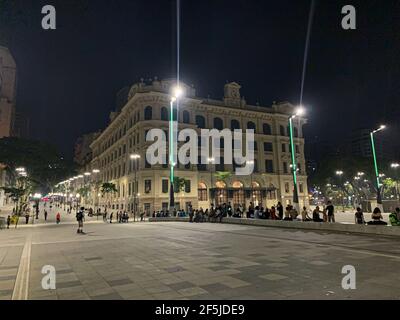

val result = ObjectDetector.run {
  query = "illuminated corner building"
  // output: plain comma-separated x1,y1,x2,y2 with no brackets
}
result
89,78,309,213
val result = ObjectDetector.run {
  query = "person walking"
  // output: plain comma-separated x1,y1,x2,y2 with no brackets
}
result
110,212,113,223
56,212,61,224
44,210,48,221
76,207,84,233
326,201,335,223
25,212,29,224
6,215,11,229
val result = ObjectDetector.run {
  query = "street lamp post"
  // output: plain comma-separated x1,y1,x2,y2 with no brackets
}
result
288,107,304,213
169,86,183,212
247,160,255,206
370,125,386,210
208,157,215,207
130,154,140,221
391,163,400,201
335,170,344,212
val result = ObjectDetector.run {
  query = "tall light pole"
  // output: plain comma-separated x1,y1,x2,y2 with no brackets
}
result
208,157,215,207
247,160,255,206
169,86,183,212
130,154,140,220
370,125,386,210
288,107,304,212
391,163,399,201
335,170,344,211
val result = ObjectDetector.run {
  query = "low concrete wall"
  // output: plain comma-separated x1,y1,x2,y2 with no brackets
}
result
149,217,400,237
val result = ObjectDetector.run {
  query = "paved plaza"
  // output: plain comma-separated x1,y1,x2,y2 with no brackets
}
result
0,212,400,300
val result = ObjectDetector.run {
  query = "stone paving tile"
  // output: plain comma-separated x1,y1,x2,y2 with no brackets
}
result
178,286,208,297
259,273,289,281
56,280,82,289
107,278,133,287
91,292,123,300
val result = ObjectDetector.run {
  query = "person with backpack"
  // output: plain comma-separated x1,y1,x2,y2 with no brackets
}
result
76,207,84,233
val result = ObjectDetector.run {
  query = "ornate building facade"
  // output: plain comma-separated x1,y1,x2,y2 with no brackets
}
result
89,79,309,213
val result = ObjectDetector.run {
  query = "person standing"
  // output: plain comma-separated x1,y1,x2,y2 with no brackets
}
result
76,207,84,233
6,215,11,229
44,210,48,221
326,201,335,223
110,212,113,223
277,202,283,220
56,212,61,224
25,212,29,224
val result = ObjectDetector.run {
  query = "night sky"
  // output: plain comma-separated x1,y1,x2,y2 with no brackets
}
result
1,0,399,159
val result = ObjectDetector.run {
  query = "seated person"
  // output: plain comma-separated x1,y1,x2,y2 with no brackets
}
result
312,206,324,222
301,207,312,221
290,207,299,220
367,207,387,225
354,207,365,224
283,206,293,221
389,208,400,226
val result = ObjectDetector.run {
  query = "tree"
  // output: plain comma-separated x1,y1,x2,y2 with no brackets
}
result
0,137,75,194
100,182,117,208
214,171,232,183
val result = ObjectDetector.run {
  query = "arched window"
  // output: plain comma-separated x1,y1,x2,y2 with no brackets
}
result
215,181,226,189
263,123,272,135
160,107,168,121
247,121,256,131
231,119,240,130
196,115,206,128
280,125,286,136
232,181,243,188
214,117,223,130
198,182,208,201
144,106,152,120
183,110,190,124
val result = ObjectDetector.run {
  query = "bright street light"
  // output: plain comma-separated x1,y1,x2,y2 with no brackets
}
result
130,154,141,160
172,86,183,99
92,169,100,173
391,163,400,168
335,170,343,175
84,172,91,176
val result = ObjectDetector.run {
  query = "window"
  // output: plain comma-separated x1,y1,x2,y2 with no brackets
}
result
299,183,304,193
254,141,258,151
254,160,258,172
214,117,223,130
283,162,288,174
185,180,191,193
264,142,273,152
285,182,290,193
231,119,240,130
280,125,286,136
265,160,274,173
198,182,208,201
144,180,151,193
162,179,169,193
196,115,206,128
183,110,190,124
161,107,168,121
296,145,300,154
144,106,152,120
247,121,256,131
282,143,286,153
263,123,272,135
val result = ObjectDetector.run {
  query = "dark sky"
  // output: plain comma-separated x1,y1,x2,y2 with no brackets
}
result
1,0,400,159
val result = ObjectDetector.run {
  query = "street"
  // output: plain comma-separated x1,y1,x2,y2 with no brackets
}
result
0,209,399,300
